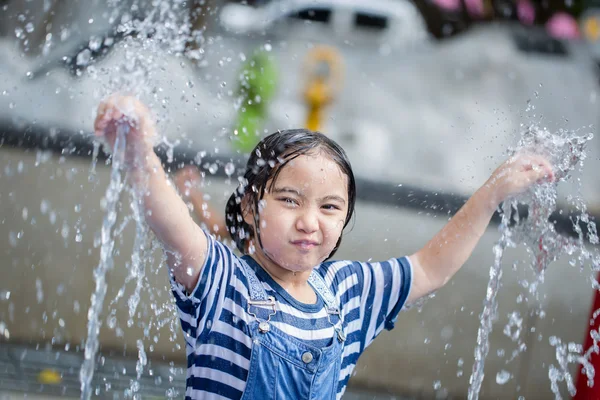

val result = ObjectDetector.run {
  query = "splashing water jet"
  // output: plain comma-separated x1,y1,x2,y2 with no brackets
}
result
467,124,593,400
79,125,128,399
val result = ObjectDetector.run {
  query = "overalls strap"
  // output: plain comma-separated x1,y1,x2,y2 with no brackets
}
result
239,259,270,302
308,271,339,312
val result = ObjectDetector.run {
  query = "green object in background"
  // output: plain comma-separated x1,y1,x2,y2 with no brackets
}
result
234,106,262,153
231,50,278,153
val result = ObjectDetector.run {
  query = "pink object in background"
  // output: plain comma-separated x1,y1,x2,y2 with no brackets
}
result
433,0,461,12
546,12,580,39
517,0,535,25
464,0,485,18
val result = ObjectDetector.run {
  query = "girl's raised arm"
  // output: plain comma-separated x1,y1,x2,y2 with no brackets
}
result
407,153,554,303
94,94,207,292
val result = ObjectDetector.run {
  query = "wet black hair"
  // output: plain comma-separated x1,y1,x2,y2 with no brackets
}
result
225,128,356,260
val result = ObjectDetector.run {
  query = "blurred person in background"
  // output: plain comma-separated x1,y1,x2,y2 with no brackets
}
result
174,165,227,240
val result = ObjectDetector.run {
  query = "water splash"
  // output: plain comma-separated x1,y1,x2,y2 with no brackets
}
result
125,339,148,398
126,194,150,329
88,141,101,183
75,2,201,397
468,219,510,400
79,124,128,399
467,123,593,400
579,320,600,391
548,336,581,399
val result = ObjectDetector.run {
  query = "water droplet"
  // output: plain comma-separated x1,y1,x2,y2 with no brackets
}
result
496,370,511,385
264,43,272,51
433,380,441,390
208,164,218,174
36,278,43,304
61,222,70,239
25,22,34,33
76,49,92,66
186,80,194,88
0,322,10,339
88,36,102,51
8,230,19,247
14,27,23,38
60,27,70,41
224,162,235,177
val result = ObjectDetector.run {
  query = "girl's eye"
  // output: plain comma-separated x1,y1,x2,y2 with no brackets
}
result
279,197,298,206
322,204,341,211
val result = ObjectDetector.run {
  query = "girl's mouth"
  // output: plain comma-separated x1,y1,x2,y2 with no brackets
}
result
291,240,319,250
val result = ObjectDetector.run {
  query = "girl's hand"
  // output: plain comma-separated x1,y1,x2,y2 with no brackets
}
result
94,94,156,165
486,152,554,205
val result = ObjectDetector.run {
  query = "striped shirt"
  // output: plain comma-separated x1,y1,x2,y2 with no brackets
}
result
170,232,413,399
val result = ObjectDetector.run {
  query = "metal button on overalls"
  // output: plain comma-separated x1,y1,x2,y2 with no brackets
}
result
301,352,313,364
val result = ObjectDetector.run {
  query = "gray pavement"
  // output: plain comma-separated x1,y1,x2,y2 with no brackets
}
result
0,343,412,399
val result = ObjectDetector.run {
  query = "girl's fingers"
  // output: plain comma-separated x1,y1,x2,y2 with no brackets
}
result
527,157,553,181
522,167,552,187
516,153,554,181
94,102,128,136
94,114,109,136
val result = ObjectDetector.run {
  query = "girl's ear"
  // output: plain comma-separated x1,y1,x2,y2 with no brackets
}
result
241,194,254,226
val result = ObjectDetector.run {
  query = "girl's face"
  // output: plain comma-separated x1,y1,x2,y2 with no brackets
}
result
247,152,349,272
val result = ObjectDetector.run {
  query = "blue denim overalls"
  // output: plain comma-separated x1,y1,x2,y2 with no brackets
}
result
239,260,346,400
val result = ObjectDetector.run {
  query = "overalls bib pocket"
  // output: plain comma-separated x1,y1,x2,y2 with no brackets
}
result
241,321,343,400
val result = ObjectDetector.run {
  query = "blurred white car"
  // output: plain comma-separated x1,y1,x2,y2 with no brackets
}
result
219,0,429,48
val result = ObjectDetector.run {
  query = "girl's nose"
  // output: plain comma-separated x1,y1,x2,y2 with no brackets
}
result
296,209,319,234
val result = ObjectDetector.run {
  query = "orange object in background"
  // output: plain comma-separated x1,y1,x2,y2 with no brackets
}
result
575,273,600,399
304,79,332,131
302,46,343,131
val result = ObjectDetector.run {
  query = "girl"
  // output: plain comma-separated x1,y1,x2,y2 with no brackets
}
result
94,94,554,399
